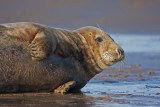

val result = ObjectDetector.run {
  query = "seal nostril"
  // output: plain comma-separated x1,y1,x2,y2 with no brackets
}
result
117,48,124,59
117,49,121,56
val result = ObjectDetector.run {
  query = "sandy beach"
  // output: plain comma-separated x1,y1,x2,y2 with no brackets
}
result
0,0,160,106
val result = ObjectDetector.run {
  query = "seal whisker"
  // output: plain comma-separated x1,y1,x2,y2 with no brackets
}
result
96,23,103,34
30,52,38,55
118,61,125,71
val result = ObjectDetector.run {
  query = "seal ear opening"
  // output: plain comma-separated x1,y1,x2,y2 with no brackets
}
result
88,32,93,36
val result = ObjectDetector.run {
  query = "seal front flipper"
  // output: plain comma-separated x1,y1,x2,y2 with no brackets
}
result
54,81,76,94
28,31,57,61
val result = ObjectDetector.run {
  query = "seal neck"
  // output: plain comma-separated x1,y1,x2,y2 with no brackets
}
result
54,29,102,76
53,29,82,59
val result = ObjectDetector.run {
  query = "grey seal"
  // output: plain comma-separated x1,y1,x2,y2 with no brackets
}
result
0,22,124,94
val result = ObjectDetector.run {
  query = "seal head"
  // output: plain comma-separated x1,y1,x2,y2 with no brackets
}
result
76,26,124,72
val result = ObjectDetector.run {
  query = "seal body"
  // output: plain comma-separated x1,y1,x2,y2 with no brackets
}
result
0,22,124,93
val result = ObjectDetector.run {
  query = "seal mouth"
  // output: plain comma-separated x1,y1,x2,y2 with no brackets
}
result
102,51,124,64
102,52,114,62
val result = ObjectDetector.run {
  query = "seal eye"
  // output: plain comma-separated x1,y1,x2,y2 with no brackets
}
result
95,37,103,43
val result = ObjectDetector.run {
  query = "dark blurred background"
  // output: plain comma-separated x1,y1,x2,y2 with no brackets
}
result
0,0,160,34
